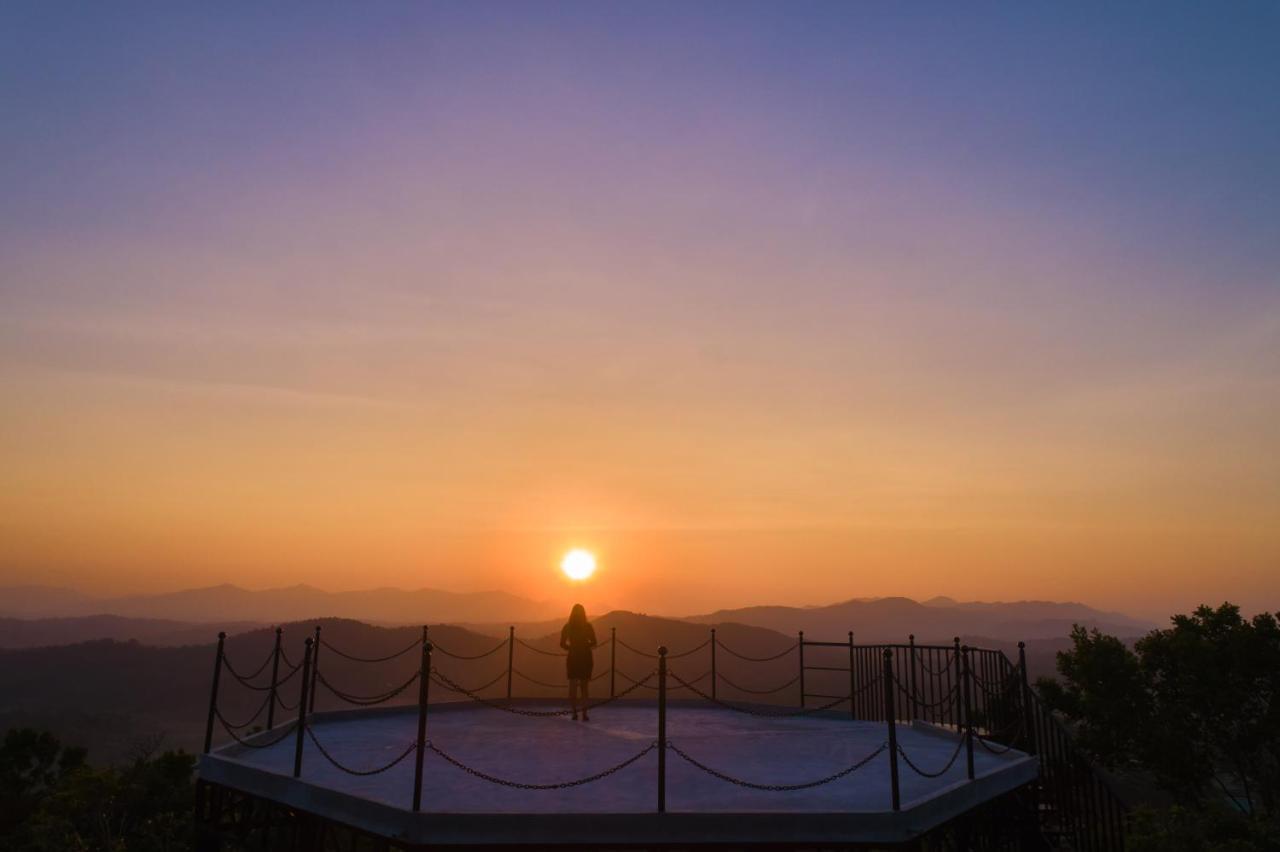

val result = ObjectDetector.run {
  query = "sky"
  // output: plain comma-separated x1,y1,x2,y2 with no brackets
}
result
1,3,1277,620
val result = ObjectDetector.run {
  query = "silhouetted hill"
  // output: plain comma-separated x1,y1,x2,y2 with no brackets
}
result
686,596,1153,643
0,615,262,649
0,613,807,761
0,584,559,625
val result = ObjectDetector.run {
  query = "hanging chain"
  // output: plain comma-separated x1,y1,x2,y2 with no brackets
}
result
714,641,799,663
305,725,418,776
668,669,853,718
320,636,421,663
514,638,568,657
427,741,656,790
215,712,297,749
667,740,887,791
430,638,509,660
220,650,275,684
430,667,656,716
716,672,801,695
315,669,420,706
896,737,966,779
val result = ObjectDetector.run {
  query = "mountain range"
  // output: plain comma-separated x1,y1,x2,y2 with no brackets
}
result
0,583,562,625
0,584,1156,647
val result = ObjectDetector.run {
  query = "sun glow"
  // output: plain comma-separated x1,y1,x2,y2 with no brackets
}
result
560,549,597,581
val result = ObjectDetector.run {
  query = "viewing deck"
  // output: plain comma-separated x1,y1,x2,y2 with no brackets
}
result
199,700,1037,847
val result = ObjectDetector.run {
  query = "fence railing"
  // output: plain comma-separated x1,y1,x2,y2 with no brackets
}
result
202,625,1128,850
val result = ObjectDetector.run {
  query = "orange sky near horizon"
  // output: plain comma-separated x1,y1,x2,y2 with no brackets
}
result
2,5,1278,622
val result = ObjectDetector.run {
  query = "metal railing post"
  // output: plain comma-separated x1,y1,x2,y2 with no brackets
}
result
951,636,961,729
798,631,806,708
202,631,226,753
710,628,717,700
1018,641,1036,755
848,631,856,720
412,640,432,812
610,626,617,698
308,625,321,713
962,645,975,780
657,646,668,813
506,626,515,701
907,634,918,722
883,649,900,811
293,638,313,778
266,627,282,729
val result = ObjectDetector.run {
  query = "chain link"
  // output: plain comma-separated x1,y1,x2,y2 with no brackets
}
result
512,669,567,689
315,669,420,706
896,737,966,779
216,692,273,730
431,668,508,694
667,740,887,791
279,646,301,671
892,674,960,710
716,671,801,695
667,669,850,717
617,669,711,691
974,716,1025,755
305,726,418,776
427,740,656,790
221,650,275,684
320,636,421,664
431,667,656,716
613,638,659,658
429,637,509,660
912,649,957,676
215,712,297,749
221,657,277,691
666,638,712,659
514,638,568,657
715,641,799,663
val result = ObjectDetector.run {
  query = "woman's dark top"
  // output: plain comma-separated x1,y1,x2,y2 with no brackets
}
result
561,621,597,681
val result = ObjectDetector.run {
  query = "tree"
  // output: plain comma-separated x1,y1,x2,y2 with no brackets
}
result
0,728,195,852
1039,603,1280,837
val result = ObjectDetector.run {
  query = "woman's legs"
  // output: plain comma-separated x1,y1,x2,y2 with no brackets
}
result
569,678,581,718
581,678,590,720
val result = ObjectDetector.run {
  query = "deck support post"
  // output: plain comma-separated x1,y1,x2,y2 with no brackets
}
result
506,626,515,700
412,640,432,812
951,636,961,729
203,632,226,753
1018,642,1036,755
710,628,717,700
266,627,282,729
883,649,901,811
308,625,321,713
657,646,668,813
798,631,805,708
908,634,918,722
962,645,975,780
848,632,856,720
293,638,313,778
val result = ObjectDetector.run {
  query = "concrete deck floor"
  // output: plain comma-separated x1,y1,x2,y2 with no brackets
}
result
208,701,1030,815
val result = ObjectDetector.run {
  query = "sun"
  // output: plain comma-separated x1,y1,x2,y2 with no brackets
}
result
560,549,597,581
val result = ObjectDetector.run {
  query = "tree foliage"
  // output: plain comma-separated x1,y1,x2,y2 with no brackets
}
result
1039,603,1280,842
0,728,194,852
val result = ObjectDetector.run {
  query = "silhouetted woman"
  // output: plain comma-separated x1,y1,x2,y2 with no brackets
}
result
560,603,598,721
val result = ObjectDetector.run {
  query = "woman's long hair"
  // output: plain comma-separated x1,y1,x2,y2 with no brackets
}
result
566,603,589,638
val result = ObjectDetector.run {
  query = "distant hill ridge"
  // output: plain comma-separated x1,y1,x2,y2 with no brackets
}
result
0,583,562,625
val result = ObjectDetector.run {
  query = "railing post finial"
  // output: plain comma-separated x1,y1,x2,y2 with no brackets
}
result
657,646,668,813
883,648,900,811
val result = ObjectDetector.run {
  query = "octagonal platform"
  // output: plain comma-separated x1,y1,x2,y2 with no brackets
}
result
199,699,1037,847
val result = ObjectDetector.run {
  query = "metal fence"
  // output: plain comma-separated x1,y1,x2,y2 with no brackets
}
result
202,625,1128,850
